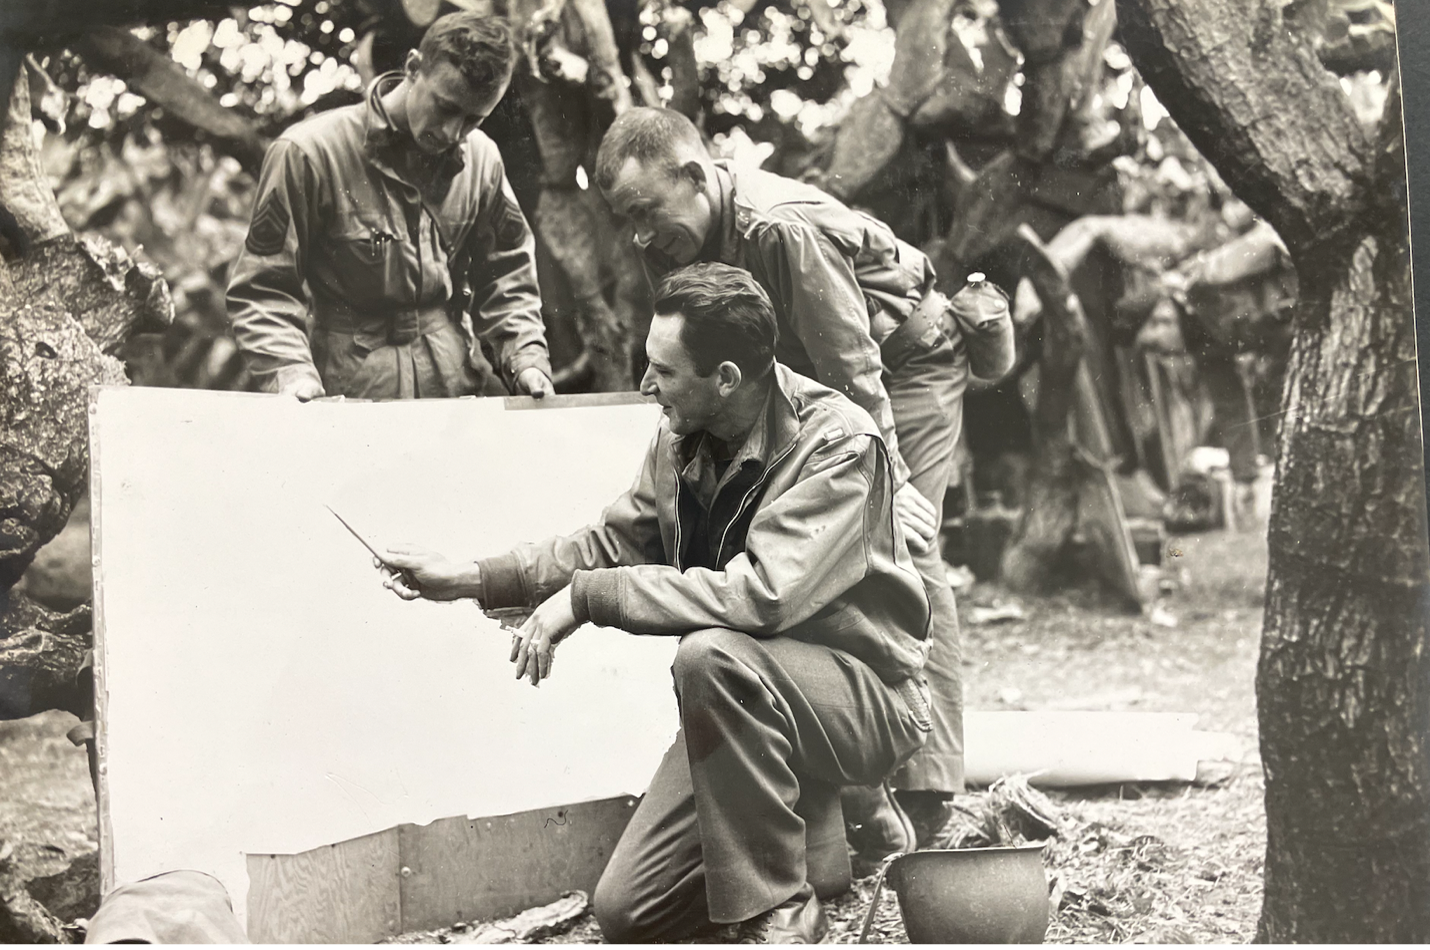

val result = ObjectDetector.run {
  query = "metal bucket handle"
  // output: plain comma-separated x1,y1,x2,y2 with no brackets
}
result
857,852,904,943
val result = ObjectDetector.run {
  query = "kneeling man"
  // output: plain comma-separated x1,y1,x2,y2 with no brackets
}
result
382,263,932,943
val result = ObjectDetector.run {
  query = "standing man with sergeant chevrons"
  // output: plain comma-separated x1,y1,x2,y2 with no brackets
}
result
228,11,554,402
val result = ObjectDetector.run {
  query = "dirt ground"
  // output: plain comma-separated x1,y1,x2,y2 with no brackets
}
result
0,517,1268,944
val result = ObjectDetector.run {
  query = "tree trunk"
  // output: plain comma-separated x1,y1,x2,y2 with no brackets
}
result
1000,225,1089,590
0,58,171,721
1258,223,1430,943
1119,0,1430,940
819,0,959,202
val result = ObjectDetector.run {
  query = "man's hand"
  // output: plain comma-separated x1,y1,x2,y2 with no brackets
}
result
514,367,554,399
379,545,481,602
280,378,326,402
510,584,580,686
894,482,938,555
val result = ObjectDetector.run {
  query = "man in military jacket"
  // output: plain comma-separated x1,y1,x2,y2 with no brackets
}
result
227,12,553,401
380,264,932,943
593,107,1016,854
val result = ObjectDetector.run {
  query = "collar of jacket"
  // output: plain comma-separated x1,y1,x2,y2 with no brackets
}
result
667,362,802,479
361,71,466,177
711,161,742,265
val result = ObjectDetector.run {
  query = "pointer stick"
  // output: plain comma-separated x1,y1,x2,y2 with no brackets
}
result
326,505,418,590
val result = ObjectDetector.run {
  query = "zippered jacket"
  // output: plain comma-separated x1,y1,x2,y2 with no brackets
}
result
226,73,550,396
478,365,932,685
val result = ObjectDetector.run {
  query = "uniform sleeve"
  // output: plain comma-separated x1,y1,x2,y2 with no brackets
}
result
755,223,910,486
226,139,323,394
464,155,551,387
477,429,665,609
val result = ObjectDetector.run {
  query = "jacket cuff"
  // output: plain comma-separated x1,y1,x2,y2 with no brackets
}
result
477,553,527,609
506,344,552,387
268,363,323,396
571,569,622,629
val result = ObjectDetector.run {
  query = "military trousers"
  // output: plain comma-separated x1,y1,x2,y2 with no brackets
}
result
592,629,929,942
885,333,968,793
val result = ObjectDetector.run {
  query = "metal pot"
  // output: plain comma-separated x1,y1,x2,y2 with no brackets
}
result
860,844,1049,944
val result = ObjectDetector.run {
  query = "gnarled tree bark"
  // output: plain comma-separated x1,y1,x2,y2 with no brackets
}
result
0,59,171,723
1119,0,1429,941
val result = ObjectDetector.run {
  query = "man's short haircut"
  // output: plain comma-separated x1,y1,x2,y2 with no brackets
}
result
594,107,705,192
418,12,515,92
653,263,778,380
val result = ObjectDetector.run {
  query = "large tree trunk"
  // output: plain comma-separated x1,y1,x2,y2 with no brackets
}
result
0,60,171,722
1119,0,1430,941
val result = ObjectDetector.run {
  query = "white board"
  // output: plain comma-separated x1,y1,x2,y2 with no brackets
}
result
89,387,677,930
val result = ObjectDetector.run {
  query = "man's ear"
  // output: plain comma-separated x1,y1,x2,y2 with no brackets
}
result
680,159,708,188
716,360,743,396
404,49,423,79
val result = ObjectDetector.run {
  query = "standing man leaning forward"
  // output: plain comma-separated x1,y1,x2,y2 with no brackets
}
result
381,264,933,943
227,12,554,401
592,107,1016,854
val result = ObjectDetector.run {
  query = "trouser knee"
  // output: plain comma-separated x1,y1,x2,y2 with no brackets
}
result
672,627,752,694
592,866,639,943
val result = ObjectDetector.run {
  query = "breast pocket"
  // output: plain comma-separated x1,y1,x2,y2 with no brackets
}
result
326,215,405,304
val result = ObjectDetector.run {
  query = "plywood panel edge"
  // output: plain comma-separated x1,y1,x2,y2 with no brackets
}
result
502,392,655,411
88,385,116,896
396,794,641,932
246,827,402,943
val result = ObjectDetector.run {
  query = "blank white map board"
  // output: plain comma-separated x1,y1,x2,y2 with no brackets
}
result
89,387,677,931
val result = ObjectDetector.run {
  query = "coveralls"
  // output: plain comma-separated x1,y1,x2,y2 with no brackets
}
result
639,163,1013,793
227,74,551,399
477,365,933,939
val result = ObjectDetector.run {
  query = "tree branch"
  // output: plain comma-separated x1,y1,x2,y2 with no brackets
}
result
75,26,269,177
1115,0,1372,256
565,0,631,113
0,55,68,246
0,0,233,48
1318,26,1397,76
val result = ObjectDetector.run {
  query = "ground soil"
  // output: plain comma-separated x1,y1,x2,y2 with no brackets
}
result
0,518,1268,944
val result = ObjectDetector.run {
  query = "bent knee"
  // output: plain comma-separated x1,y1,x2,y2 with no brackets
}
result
592,871,637,943
672,627,753,685
594,866,676,943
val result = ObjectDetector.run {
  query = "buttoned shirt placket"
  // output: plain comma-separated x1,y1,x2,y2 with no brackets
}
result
361,76,465,350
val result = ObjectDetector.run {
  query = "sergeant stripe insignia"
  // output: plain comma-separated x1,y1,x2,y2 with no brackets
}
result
245,189,290,256
496,191,527,246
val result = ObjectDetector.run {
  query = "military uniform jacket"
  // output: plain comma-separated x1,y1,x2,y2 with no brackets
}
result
479,364,932,685
227,73,550,397
639,162,941,485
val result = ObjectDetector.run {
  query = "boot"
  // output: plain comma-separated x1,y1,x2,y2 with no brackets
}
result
842,783,914,876
734,884,828,944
